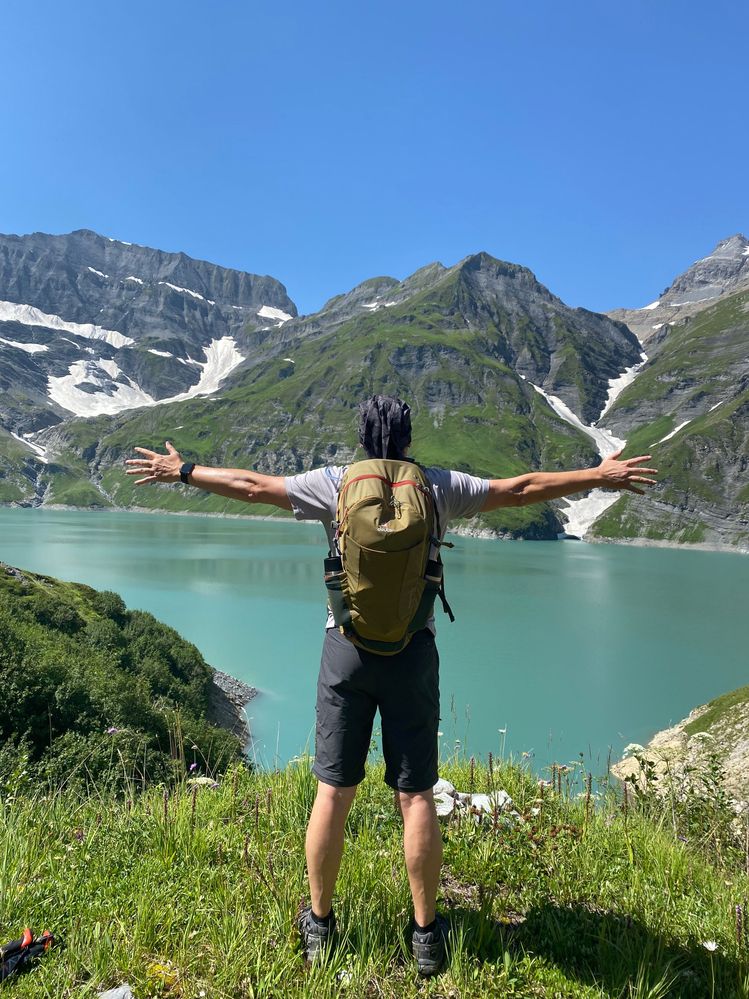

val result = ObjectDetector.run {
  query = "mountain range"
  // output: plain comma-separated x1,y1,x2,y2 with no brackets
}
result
0,228,747,549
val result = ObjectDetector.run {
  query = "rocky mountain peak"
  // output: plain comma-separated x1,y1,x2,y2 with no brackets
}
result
452,251,555,303
0,229,297,319
706,233,748,258
607,231,749,344
662,233,749,306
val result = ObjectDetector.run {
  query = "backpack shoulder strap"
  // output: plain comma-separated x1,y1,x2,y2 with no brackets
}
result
415,463,455,623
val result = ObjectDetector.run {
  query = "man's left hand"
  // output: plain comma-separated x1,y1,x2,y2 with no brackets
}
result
598,450,658,494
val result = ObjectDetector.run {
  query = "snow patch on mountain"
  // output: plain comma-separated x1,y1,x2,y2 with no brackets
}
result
0,300,134,349
9,431,48,463
598,352,648,420
0,335,49,354
257,305,292,324
46,337,244,416
561,490,623,541
168,337,244,399
527,381,626,457
641,301,660,310
652,420,691,446
158,282,214,304
87,267,109,279
526,354,649,539
125,276,144,284
48,360,155,416
148,349,174,358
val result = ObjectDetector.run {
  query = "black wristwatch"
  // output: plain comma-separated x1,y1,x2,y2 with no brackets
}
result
180,462,196,485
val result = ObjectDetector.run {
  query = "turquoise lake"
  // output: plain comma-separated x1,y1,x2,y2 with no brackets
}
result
2,507,748,777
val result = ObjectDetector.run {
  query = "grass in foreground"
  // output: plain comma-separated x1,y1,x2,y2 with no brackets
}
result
1,757,748,998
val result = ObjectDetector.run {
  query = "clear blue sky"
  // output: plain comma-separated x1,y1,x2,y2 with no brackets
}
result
2,0,746,315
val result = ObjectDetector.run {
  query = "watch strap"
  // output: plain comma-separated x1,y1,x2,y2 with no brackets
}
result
180,462,196,484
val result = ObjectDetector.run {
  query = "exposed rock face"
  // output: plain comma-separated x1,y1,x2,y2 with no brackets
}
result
207,668,256,745
664,234,749,305
613,689,749,810
0,230,296,434
0,229,296,330
608,234,749,345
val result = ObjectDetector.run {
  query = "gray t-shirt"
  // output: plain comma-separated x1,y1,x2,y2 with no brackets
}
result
284,464,489,632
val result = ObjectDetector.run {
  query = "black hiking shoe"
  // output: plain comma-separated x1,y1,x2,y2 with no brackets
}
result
411,914,449,976
297,906,337,963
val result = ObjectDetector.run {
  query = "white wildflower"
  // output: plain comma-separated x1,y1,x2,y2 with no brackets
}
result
702,940,718,952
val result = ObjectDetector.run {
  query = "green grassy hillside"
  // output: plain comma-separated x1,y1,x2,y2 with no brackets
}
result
0,428,37,503
591,290,749,547
0,564,242,788
2,756,748,998
41,303,604,537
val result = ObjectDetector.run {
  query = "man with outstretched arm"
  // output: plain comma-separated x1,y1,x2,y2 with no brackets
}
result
126,396,657,976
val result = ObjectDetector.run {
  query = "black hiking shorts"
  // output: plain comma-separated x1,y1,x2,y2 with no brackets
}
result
312,627,440,792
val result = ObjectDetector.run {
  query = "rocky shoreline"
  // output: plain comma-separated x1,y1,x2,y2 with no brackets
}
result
612,694,749,810
207,668,257,748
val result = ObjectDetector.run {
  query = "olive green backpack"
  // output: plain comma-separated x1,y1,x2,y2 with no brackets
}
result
323,458,454,655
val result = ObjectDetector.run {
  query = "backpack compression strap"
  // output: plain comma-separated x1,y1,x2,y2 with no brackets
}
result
337,473,433,509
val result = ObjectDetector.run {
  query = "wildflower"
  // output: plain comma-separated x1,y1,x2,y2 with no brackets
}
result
622,743,645,758
522,750,534,759
106,726,120,735
702,940,718,952
189,762,198,772
498,728,507,735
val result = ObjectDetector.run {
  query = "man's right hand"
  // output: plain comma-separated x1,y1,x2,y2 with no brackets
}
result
125,442,184,485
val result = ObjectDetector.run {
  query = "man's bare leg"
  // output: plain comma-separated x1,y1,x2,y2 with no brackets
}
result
398,788,442,926
305,781,357,917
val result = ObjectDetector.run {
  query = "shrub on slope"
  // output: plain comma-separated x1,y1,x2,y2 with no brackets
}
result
0,565,242,789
